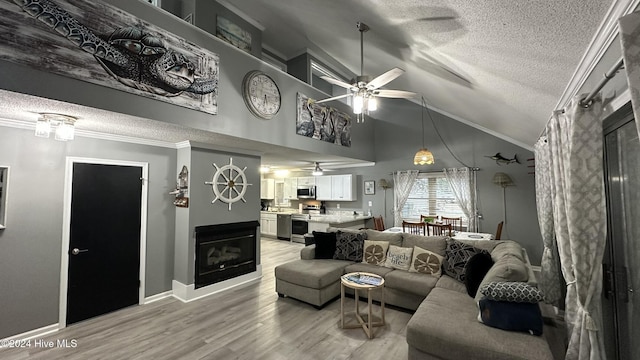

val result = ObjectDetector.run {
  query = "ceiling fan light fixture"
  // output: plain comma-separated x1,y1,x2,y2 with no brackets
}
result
353,94,364,114
311,162,324,176
367,96,377,111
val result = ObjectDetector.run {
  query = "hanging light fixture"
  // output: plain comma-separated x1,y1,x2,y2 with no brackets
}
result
413,97,434,165
311,162,324,176
35,113,77,141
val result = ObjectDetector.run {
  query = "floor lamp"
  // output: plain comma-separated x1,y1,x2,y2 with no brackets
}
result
379,178,392,227
492,172,514,236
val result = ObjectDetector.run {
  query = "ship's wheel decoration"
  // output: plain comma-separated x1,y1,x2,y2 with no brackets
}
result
204,158,252,211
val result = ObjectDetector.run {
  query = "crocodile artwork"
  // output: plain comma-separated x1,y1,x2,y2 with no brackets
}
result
11,0,217,97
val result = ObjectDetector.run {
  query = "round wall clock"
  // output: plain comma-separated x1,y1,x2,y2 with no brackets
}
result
242,70,281,119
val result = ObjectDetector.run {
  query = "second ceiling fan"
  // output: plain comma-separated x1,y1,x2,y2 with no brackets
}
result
315,22,416,122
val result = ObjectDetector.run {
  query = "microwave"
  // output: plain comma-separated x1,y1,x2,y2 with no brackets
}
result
296,186,316,199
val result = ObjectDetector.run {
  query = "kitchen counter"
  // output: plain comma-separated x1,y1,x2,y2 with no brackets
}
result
307,214,372,225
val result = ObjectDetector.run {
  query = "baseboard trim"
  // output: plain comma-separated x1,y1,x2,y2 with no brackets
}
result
172,265,263,303
1,324,59,342
144,290,173,304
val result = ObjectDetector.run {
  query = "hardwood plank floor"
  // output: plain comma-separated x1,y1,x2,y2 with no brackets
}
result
0,238,413,360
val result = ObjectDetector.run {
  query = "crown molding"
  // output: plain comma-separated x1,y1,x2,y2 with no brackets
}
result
554,0,640,111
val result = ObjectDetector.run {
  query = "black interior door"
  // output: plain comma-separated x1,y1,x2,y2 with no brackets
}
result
67,162,142,325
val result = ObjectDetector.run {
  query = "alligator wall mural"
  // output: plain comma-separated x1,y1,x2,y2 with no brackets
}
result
0,0,219,114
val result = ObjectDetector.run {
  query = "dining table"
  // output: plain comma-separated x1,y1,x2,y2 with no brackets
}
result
382,227,494,240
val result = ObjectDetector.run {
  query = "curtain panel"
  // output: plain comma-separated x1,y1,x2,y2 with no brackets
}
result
534,137,562,307
545,96,606,360
393,170,419,227
443,168,477,232
619,11,640,140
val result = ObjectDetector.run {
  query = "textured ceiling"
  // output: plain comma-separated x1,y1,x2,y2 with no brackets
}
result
0,1,618,170
230,0,614,147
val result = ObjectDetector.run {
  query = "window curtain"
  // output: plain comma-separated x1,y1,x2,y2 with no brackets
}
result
545,95,606,360
443,168,477,232
534,137,562,307
393,170,419,227
620,12,640,140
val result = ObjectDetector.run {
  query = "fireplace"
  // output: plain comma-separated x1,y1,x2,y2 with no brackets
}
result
194,221,259,289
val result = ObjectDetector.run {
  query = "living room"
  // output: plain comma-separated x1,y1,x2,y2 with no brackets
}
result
0,1,638,359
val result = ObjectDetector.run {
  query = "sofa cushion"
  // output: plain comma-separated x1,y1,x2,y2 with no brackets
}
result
409,246,444,276
401,234,447,256
464,252,494,297
384,270,438,297
480,282,545,303
384,245,413,270
435,275,467,293
362,240,389,265
344,263,395,278
312,231,337,259
333,230,366,261
490,241,525,262
406,287,553,360
479,298,544,335
364,229,403,247
275,259,351,289
475,254,530,303
443,239,490,282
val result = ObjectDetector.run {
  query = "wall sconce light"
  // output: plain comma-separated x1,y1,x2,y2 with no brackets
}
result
35,113,77,141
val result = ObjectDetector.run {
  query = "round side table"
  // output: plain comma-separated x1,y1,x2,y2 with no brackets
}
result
340,272,385,339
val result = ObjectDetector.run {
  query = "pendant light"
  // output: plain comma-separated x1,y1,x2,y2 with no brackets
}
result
311,162,324,176
414,97,434,165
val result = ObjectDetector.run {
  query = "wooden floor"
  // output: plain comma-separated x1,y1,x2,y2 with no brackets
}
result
0,238,413,360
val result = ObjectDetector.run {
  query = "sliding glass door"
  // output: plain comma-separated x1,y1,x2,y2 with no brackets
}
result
602,106,640,360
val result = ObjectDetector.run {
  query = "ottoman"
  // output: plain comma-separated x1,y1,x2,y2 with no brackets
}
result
275,259,352,308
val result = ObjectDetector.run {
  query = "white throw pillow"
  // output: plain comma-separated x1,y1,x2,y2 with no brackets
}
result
409,246,444,276
384,245,413,271
362,240,389,266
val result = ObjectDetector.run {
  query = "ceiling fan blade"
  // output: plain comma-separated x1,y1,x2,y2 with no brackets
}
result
373,89,417,99
314,93,352,104
366,67,405,89
320,76,356,90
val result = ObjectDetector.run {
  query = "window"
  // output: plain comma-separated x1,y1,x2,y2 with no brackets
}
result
401,173,466,225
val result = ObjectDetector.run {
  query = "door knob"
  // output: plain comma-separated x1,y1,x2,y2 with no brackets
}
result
71,248,88,255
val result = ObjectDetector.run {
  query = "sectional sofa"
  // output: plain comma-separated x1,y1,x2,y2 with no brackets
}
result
274,227,554,360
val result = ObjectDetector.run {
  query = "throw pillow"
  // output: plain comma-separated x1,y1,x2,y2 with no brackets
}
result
478,298,543,335
464,252,494,297
312,231,337,259
443,239,490,283
383,245,413,271
362,240,390,266
480,282,545,303
409,246,444,276
333,230,366,261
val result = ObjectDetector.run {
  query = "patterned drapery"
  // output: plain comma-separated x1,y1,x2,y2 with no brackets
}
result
545,96,606,360
534,137,562,307
443,168,477,232
619,11,640,139
393,170,419,227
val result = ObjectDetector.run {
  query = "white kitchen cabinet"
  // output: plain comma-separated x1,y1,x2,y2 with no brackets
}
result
315,176,332,200
331,174,356,201
260,212,277,237
283,177,297,200
260,178,275,199
297,176,316,186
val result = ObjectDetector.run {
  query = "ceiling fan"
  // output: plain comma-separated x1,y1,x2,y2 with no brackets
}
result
315,22,417,122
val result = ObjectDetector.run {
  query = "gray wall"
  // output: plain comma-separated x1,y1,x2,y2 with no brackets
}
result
174,144,261,284
0,126,176,339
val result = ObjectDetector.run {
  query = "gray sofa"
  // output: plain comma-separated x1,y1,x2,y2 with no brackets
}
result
274,228,554,360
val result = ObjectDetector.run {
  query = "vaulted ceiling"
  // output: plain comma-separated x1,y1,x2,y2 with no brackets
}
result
229,0,617,148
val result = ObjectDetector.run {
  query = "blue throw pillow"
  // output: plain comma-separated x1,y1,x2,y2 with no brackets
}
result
479,298,543,335
464,252,494,297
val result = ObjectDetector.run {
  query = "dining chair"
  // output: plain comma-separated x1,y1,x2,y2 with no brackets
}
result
426,223,453,236
373,216,385,231
420,214,438,223
495,221,504,240
441,216,462,231
402,220,425,235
